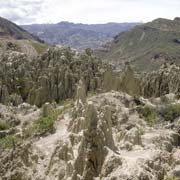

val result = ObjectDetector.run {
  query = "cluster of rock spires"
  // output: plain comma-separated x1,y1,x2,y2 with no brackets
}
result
1,46,180,180
1,45,180,108
1,82,180,179
0,47,108,107
141,63,180,98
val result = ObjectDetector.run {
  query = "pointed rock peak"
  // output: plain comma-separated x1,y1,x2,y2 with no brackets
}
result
174,17,180,22
76,79,86,104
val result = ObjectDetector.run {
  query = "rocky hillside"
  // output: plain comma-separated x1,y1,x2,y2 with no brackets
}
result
21,22,140,50
97,17,180,72
1,85,180,180
0,47,110,107
141,63,180,97
0,16,48,57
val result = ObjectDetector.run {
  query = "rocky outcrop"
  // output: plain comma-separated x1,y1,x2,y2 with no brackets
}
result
103,65,141,96
55,91,180,180
42,103,55,117
1,91,180,180
141,63,180,97
4,47,179,109
76,80,87,104
0,84,9,105
119,65,141,95
0,47,106,107
0,142,39,180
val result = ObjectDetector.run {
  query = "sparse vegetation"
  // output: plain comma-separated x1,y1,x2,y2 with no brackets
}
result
0,135,22,149
24,104,71,137
138,106,157,125
33,113,57,135
31,41,48,54
165,176,179,180
0,120,10,130
163,104,180,121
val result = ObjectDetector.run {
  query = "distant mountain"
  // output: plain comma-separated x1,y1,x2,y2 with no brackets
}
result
97,17,180,72
21,22,140,50
0,16,47,57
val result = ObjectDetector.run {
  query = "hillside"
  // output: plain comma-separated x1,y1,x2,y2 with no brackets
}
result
0,16,48,57
97,17,180,72
21,22,140,50
0,16,44,41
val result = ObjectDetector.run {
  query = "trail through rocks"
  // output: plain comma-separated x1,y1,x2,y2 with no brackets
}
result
32,111,71,179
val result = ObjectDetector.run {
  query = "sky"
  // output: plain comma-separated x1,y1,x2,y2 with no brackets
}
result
0,0,179,25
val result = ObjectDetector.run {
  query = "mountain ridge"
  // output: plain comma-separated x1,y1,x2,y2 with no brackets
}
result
0,16,43,42
97,17,180,72
0,16,48,57
21,21,141,50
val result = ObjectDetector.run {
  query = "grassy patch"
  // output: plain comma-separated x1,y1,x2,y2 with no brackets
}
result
24,105,70,137
163,104,180,121
31,41,48,54
165,177,179,180
33,110,58,135
138,106,157,125
0,135,22,149
0,120,11,130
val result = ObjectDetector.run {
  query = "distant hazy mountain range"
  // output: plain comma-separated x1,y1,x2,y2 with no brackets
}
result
21,22,141,50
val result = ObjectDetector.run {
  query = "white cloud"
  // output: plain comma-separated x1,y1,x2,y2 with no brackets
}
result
0,0,179,24
0,0,43,24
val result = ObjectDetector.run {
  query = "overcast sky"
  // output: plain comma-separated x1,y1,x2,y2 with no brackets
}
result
0,0,179,25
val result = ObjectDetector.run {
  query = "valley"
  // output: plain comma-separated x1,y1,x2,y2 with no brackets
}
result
21,22,140,50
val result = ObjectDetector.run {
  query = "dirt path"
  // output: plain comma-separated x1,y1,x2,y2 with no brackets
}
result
32,112,71,179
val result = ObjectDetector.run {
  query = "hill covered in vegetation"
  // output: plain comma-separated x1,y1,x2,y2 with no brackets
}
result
97,17,180,71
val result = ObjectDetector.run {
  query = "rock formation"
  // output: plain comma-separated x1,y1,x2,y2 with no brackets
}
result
0,90,180,179
141,63,180,97
0,47,107,107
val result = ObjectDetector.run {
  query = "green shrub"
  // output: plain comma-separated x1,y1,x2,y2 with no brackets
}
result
163,104,180,121
0,135,22,149
0,121,10,130
165,176,179,180
139,106,157,125
33,111,58,135
25,106,69,137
